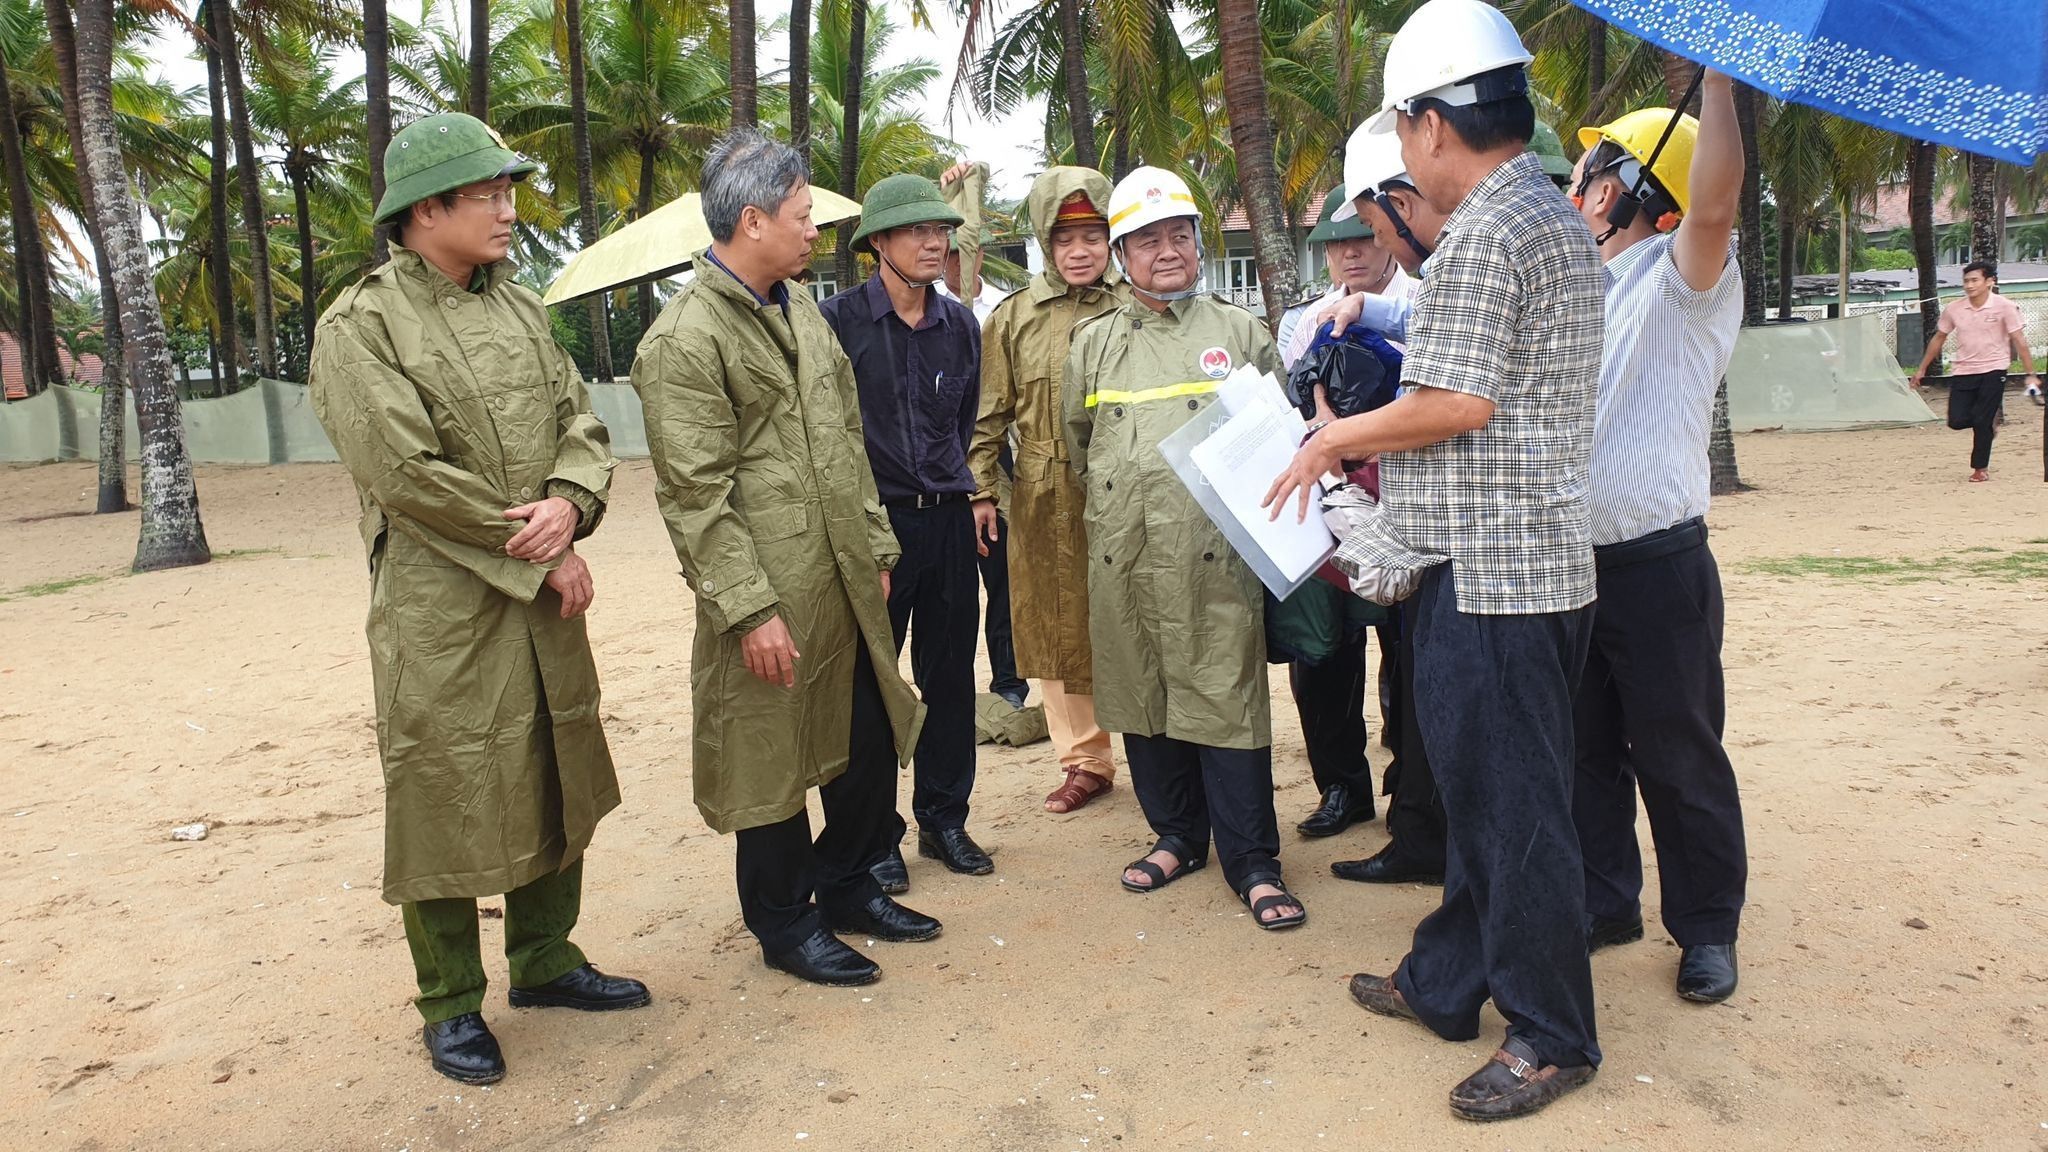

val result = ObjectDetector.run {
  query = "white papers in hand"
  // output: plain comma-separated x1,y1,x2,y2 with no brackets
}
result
1187,401,1334,585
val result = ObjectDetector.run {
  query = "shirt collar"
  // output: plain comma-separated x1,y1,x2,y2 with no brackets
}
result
701,247,786,307
864,271,951,329
1602,230,1668,289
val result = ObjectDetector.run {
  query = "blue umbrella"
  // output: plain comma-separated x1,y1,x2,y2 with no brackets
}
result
1567,0,2047,163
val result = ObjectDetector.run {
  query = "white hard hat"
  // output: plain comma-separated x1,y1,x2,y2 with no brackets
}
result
1365,0,1533,135
1107,166,1202,245
1333,123,1414,221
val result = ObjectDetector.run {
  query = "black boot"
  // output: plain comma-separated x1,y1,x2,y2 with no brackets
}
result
423,1012,506,1084
507,963,651,1011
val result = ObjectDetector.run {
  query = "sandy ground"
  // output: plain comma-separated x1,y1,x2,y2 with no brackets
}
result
2,421,2046,1152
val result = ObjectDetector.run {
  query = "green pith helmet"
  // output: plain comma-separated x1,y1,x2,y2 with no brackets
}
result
1305,185,1372,243
1530,120,1574,182
849,174,965,254
372,113,539,225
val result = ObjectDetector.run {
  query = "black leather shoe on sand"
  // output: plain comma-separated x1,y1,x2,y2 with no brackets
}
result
423,1013,506,1085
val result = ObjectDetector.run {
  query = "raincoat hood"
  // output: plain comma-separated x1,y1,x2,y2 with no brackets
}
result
1026,167,1122,289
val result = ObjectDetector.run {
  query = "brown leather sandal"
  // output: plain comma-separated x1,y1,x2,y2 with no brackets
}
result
1043,769,1112,813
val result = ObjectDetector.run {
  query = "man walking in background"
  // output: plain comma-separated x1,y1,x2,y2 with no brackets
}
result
1910,260,2040,481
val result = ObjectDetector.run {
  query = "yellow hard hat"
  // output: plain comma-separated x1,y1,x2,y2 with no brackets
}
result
1578,107,1697,218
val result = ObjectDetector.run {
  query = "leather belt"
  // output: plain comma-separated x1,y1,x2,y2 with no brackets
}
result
1594,516,1706,571
885,491,969,510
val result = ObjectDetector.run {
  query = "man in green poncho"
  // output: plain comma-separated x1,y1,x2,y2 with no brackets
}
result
310,112,649,1086
631,127,931,989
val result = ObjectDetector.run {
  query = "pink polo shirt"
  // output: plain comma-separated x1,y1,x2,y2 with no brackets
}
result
1938,292,2024,375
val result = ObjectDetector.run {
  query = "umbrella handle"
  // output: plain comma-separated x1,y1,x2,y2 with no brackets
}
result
1637,63,1708,186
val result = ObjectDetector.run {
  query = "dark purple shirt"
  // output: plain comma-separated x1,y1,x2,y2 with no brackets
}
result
819,274,981,502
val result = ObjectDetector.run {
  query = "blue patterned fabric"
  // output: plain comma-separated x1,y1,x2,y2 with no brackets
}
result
1571,0,2046,163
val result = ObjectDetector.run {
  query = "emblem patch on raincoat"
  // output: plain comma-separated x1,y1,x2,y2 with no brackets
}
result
1199,347,1232,379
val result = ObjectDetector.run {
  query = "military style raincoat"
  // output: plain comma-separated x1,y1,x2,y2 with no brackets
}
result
969,169,1129,691
310,246,620,906
632,250,923,835
1062,293,1283,749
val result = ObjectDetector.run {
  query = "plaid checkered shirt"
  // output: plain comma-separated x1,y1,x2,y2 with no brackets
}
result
1334,151,1606,615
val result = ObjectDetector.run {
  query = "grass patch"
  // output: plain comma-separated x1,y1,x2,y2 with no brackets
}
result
1745,548,2048,584
0,574,110,602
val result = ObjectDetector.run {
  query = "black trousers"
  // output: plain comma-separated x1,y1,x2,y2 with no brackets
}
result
1124,733,1281,895
1395,564,1599,1070
1287,630,1374,802
1382,603,1448,869
886,498,981,832
1953,372,2005,469
981,444,1024,699
1572,533,1747,946
733,647,895,954
1375,622,1400,755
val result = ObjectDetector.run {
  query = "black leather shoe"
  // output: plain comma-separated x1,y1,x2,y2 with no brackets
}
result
1677,943,1738,1003
1586,914,1645,953
918,826,994,875
1331,844,1444,885
764,930,880,987
1296,785,1375,837
507,963,651,1011
423,1012,505,1084
1448,1038,1596,1122
828,894,943,942
871,845,910,894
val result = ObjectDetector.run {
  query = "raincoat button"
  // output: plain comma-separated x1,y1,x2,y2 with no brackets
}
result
444,297,458,309
1187,399,1198,410
1104,480,1112,491
519,486,533,499
1113,406,1124,418
1103,554,1113,565
1203,551,1215,561
704,580,716,593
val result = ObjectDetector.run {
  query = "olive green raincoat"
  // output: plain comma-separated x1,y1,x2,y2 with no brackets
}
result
632,250,923,835
969,168,1128,691
310,246,621,906
1062,293,1283,749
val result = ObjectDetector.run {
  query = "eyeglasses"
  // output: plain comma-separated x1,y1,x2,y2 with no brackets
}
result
450,186,518,211
901,222,954,243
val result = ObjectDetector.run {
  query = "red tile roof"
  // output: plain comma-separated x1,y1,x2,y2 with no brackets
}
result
1,332,104,399
1862,182,2005,233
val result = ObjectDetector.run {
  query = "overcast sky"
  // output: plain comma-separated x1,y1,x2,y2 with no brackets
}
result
140,0,1049,200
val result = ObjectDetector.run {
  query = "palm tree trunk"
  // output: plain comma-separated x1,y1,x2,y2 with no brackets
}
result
637,145,657,335
45,0,127,510
731,0,757,127
1056,0,1093,167
203,20,239,382
1967,152,1999,262
290,166,317,377
1775,209,1796,319
212,0,278,379
1909,139,1938,335
563,0,612,380
74,0,210,570
1734,82,1764,326
1707,377,1745,494
835,0,867,289
788,0,811,150
1333,0,1353,126
468,0,490,121
1216,0,1298,327
366,0,392,263
0,42,62,393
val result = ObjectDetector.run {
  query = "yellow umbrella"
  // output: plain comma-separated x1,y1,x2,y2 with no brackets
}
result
542,186,863,306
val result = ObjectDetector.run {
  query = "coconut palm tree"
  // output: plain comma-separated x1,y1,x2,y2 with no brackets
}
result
834,0,866,286
366,0,391,261
74,0,209,569
788,0,810,148
208,0,280,378
561,0,613,378
0,21,62,393
730,0,755,126
247,29,358,376
468,0,489,118
1967,152,2000,262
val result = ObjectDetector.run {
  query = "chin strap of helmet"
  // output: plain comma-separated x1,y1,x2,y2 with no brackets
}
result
1115,228,1209,302
1373,185,1433,265
877,247,941,290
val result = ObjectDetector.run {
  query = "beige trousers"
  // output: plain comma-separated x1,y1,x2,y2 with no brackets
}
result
1040,679,1116,780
